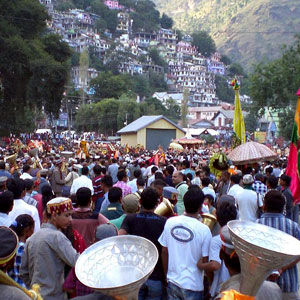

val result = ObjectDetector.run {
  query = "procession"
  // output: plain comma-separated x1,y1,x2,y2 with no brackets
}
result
1,86,300,300
2,0,300,298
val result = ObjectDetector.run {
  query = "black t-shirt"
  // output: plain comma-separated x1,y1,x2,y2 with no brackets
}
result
121,212,167,281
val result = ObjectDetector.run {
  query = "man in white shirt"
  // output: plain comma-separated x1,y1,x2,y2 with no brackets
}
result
70,166,94,195
7,178,40,232
159,186,212,299
20,164,33,180
227,174,243,204
236,174,262,222
127,169,141,193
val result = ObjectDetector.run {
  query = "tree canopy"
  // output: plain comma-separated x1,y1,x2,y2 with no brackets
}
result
249,36,300,139
0,0,71,134
191,31,216,57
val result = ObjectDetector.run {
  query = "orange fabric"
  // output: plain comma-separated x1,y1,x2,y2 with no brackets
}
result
221,290,255,300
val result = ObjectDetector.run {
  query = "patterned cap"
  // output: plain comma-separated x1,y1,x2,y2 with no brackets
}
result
47,197,73,215
243,174,254,185
0,226,18,265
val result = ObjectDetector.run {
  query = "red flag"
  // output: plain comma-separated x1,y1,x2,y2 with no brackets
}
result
286,89,300,204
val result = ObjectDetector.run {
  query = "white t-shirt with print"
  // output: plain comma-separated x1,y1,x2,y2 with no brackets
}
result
158,215,212,291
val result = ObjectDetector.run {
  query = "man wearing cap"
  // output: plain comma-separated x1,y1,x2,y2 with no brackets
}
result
20,197,79,300
0,176,8,193
0,226,32,299
236,174,263,222
110,193,140,230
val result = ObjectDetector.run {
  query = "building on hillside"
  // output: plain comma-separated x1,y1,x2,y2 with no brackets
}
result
104,0,124,10
207,52,225,75
176,41,197,59
152,92,183,106
71,67,99,89
119,61,143,75
157,29,178,53
117,115,185,150
134,32,157,48
117,12,131,33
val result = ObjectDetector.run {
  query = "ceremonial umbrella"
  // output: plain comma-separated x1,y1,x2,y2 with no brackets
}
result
169,142,184,151
228,141,277,165
174,137,203,145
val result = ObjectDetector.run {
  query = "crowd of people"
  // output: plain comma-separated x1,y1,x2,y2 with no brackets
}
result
0,141,299,300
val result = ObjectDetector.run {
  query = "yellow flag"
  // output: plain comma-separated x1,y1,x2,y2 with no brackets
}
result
232,79,246,144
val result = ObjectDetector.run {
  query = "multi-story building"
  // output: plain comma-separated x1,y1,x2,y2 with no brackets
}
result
176,41,197,58
117,12,131,33
71,67,99,89
207,52,225,75
134,32,157,48
119,61,143,75
104,0,124,10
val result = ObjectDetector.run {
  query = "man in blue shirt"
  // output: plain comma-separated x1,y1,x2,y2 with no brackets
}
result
257,190,300,299
0,161,12,179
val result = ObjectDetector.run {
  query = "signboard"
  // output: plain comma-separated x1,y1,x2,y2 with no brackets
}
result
254,131,267,143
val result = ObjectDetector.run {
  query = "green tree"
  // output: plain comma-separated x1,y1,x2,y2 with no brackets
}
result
91,72,132,100
215,75,235,103
244,113,258,133
228,63,245,77
0,0,71,134
165,99,181,122
220,54,231,66
160,13,173,29
149,48,166,67
191,31,216,57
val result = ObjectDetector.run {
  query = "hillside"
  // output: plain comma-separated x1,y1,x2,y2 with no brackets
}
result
153,0,300,71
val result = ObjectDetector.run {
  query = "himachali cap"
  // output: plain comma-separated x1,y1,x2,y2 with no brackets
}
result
0,226,18,266
243,174,254,185
0,176,7,186
47,197,73,215
163,186,178,201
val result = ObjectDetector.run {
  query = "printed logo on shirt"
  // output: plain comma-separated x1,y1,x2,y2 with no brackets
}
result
171,226,194,242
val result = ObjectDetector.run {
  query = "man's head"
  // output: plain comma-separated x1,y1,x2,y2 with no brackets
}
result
117,170,127,182
46,197,73,230
133,169,141,179
0,226,18,272
265,166,273,176
183,186,204,214
122,193,140,214
108,187,122,203
202,177,210,187
151,166,158,175
101,175,113,192
0,161,5,170
263,190,285,213
266,175,278,189
182,160,190,169
136,177,145,189
216,201,237,227
95,223,118,242
93,165,102,176
172,171,183,185
255,173,264,182
76,187,92,207
280,174,291,188
7,178,25,199
81,166,89,176
242,174,253,187
165,165,174,176
0,191,14,214
23,164,31,174
230,174,241,185
151,179,167,197
140,187,159,210
24,179,34,193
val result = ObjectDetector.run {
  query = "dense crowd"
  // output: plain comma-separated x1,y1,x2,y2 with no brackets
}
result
0,141,299,300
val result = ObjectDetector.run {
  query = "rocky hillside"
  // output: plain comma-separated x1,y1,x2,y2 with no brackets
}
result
154,0,300,70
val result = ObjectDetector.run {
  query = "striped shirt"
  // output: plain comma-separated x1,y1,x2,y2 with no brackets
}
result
257,213,300,292
92,175,103,202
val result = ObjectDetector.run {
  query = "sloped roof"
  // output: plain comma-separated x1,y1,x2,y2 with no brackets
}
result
117,115,185,134
212,110,247,120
